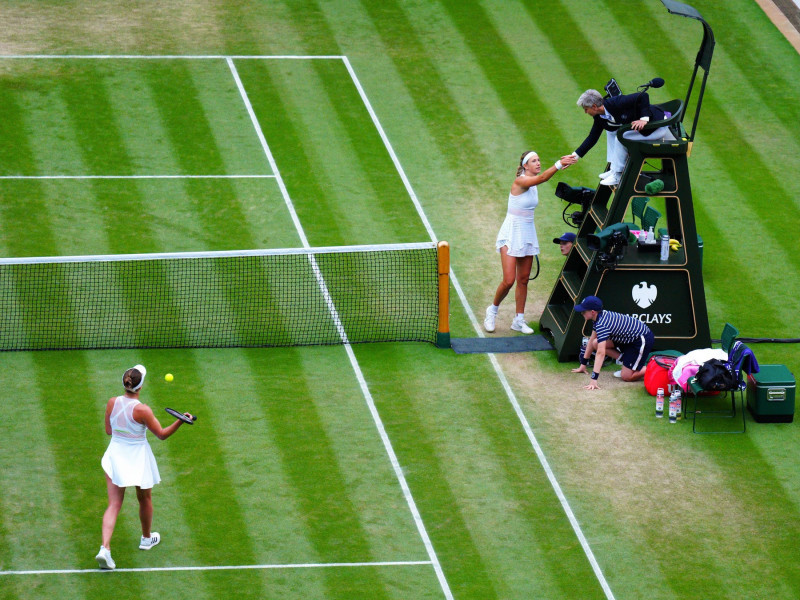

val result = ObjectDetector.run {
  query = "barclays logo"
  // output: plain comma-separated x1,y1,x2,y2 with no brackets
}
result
632,281,657,309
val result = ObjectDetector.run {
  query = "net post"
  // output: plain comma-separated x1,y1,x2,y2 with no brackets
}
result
436,241,451,348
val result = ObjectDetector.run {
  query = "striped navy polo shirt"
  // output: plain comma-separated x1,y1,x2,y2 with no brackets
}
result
594,310,651,345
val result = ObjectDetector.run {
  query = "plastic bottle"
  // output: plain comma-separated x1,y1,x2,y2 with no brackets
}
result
655,388,664,418
674,388,682,420
638,230,646,244
668,391,677,423
646,226,655,244
660,234,669,261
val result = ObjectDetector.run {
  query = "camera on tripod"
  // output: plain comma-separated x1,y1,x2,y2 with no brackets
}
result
555,181,594,228
587,223,630,271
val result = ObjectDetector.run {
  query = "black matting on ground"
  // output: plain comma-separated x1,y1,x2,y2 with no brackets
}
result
451,335,554,354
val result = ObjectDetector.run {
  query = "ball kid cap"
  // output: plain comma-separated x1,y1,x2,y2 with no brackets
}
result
553,232,577,244
574,296,603,312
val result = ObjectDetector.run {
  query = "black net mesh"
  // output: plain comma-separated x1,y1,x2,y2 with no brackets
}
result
0,244,440,351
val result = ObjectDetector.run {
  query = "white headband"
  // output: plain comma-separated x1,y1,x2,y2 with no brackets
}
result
521,152,538,167
125,364,147,391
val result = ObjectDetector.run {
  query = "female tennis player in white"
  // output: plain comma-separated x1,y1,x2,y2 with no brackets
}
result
96,365,193,570
484,150,575,334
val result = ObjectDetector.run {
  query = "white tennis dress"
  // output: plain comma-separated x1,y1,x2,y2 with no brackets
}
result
495,185,539,257
101,396,161,489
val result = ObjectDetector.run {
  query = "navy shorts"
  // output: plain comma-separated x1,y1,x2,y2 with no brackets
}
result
619,330,655,371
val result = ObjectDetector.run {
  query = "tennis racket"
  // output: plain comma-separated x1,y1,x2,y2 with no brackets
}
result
165,407,197,425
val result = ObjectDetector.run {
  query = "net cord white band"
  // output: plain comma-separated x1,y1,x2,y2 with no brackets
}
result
0,242,437,265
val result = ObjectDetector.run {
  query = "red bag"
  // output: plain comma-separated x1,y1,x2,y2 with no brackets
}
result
644,354,678,396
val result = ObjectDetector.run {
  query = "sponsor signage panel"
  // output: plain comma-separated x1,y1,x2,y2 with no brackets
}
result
596,269,696,338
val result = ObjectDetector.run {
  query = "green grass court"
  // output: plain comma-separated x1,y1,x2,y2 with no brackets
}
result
1,2,800,599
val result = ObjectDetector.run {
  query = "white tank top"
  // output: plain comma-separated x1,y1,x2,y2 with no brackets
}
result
507,185,538,220
109,395,147,443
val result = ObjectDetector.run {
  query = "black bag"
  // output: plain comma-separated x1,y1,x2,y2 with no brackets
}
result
695,358,738,391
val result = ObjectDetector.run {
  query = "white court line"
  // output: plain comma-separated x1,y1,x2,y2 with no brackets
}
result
342,56,617,600
0,174,274,180
227,58,454,600
0,560,432,577
0,54,343,60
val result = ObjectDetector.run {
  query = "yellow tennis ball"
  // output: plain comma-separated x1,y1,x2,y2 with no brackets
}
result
165,373,174,382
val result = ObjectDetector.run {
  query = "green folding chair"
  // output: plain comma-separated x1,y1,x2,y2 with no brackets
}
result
640,206,661,235
687,323,746,434
621,197,650,230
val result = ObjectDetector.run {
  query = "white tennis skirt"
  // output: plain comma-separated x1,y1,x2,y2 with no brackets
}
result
101,437,161,489
495,213,539,257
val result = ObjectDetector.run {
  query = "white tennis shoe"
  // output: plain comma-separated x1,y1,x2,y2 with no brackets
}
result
598,169,613,179
139,532,161,550
95,546,115,570
511,316,534,335
484,306,497,333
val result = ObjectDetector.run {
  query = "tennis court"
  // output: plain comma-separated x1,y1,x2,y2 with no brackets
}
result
0,55,610,600
2,2,800,599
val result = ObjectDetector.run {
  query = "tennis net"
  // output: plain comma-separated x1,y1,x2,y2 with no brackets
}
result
0,242,445,351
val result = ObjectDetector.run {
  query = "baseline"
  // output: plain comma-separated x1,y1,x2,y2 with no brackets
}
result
1,560,432,577
0,175,275,180
0,54,344,60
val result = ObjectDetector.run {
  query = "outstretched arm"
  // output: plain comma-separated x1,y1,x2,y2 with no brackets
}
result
514,155,577,189
135,403,185,440
573,118,604,158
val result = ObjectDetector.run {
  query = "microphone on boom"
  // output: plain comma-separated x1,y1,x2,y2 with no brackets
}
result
639,77,665,90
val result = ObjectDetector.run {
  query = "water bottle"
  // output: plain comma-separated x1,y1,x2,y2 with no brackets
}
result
660,234,669,261
646,226,655,244
655,388,664,418
638,230,646,244
674,389,683,420
668,392,677,423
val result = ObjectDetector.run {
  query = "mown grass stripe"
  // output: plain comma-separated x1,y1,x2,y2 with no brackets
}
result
31,354,147,584
0,93,60,256
712,0,800,127
353,0,499,191
240,58,411,245
682,434,800,599
225,59,346,247
0,174,275,179
142,352,262,596
351,364,502,598
355,342,610,599
0,93,82,348
302,57,428,243
0,354,94,599
244,348,396,599
437,0,571,153
190,348,329,586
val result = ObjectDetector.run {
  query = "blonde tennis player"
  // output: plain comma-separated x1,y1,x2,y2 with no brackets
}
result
484,150,575,334
96,365,193,570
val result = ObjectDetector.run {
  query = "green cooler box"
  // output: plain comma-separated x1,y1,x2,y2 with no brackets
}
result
747,364,796,423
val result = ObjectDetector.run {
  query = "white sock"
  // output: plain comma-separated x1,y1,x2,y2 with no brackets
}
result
515,313,524,320
488,304,499,314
